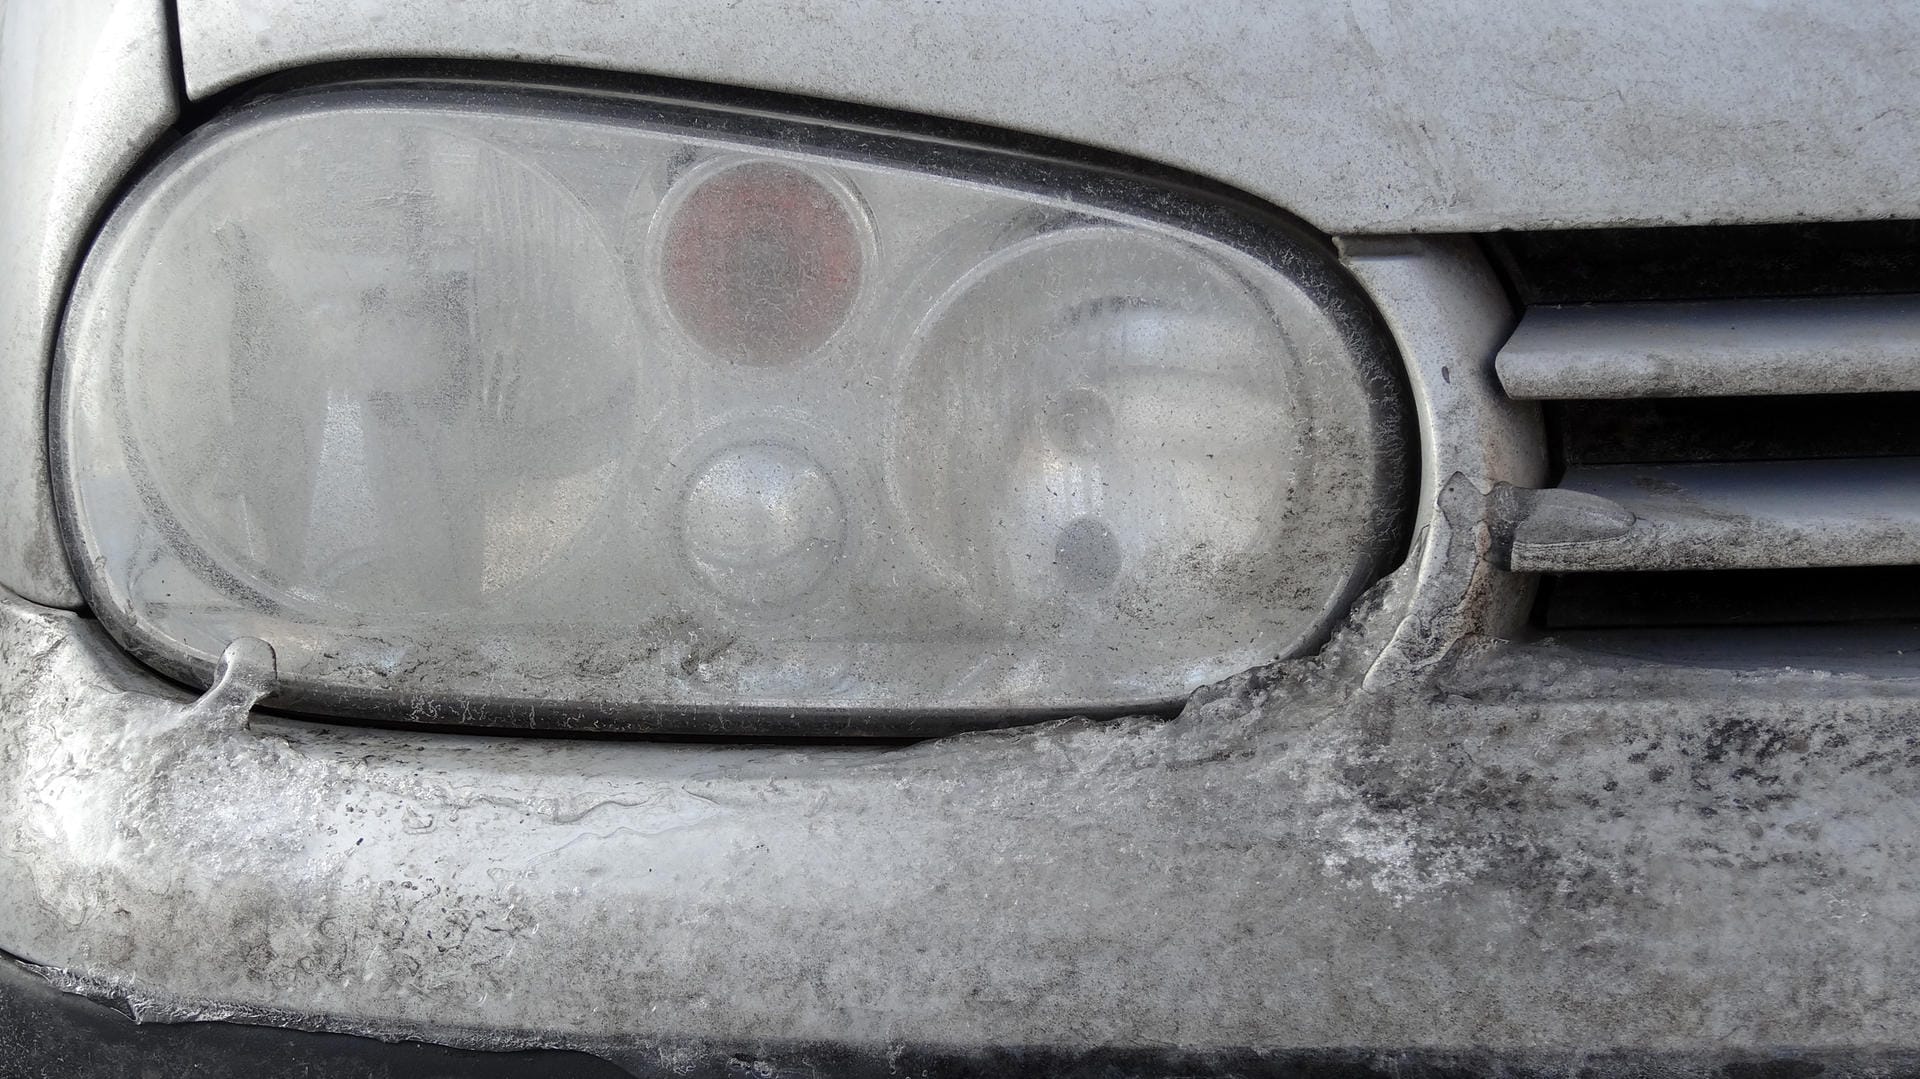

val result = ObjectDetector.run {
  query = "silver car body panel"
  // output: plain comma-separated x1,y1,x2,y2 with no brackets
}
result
5,0,1920,1065
178,0,1920,236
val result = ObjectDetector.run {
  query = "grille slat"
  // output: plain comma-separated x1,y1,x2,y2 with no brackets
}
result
1497,294,1920,400
1510,458,1920,573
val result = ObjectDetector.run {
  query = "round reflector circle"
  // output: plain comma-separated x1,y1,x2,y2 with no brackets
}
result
106,119,643,617
658,161,866,366
887,224,1398,681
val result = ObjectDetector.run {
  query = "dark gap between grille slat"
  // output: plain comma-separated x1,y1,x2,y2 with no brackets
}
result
1553,392,1920,470
1540,566,1920,630
1488,220,1920,305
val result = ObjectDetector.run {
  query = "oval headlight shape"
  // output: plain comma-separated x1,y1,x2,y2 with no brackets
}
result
53,83,1411,734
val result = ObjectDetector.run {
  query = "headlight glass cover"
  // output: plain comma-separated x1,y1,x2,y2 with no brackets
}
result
53,83,1410,733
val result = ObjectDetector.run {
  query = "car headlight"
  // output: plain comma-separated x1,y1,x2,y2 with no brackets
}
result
52,82,1411,733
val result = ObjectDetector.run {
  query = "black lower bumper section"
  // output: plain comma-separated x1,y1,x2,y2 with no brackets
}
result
3,957,1914,1079
0,958,627,1079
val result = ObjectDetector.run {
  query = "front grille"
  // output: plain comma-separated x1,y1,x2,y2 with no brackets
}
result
1485,227,1920,635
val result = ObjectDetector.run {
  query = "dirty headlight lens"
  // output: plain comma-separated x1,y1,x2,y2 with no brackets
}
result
54,85,1409,733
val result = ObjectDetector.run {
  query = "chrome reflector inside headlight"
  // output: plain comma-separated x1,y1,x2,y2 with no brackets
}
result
53,83,1410,733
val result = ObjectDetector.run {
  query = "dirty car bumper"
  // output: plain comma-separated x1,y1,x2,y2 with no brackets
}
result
6,581,1920,1072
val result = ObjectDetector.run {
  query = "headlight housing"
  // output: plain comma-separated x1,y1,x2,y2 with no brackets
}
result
53,81,1411,733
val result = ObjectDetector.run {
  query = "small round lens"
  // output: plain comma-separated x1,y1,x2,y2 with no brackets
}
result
679,441,847,605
